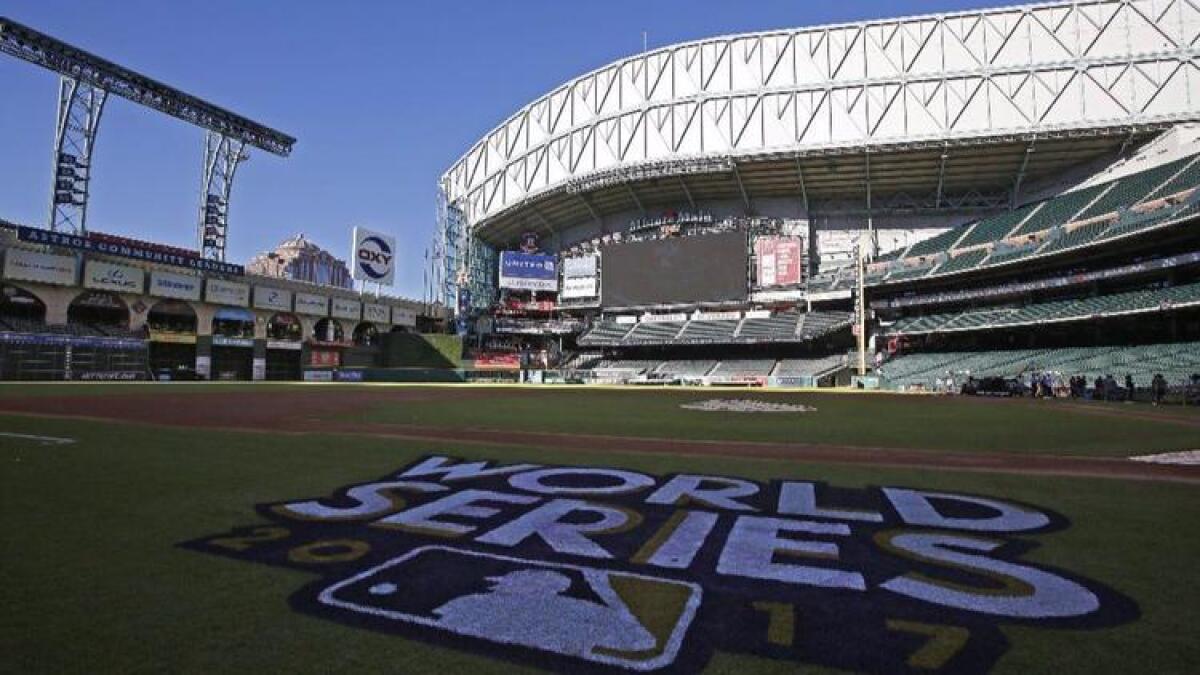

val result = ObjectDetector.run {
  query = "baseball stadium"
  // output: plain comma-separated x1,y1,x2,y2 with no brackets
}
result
2,2,1200,674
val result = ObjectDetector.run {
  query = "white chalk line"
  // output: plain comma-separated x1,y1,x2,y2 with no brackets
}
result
0,432,77,446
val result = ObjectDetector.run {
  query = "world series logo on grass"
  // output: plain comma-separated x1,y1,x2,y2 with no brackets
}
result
184,456,1136,673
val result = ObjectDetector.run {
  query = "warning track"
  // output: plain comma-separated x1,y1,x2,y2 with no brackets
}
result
1,388,1197,484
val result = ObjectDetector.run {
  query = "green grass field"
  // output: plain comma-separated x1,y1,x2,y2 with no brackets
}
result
1,383,1198,674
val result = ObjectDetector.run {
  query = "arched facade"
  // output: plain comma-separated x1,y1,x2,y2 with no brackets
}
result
68,290,130,335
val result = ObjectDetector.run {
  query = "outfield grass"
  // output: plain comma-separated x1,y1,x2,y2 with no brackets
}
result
0,383,1195,457
341,387,1200,456
1,412,1198,674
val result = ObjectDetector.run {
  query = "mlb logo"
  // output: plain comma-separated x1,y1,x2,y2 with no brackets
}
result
318,546,702,670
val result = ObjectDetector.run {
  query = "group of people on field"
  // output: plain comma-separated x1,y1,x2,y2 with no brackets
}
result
1047,372,1174,404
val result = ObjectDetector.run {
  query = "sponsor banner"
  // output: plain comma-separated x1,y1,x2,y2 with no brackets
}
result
294,292,329,317
334,369,365,382
805,289,853,302
0,332,144,349
186,455,1135,674
499,252,557,291
266,340,302,351
363,303,390,324
195,355,211,379
212,335,254,348
254,286,292,311
694,311,742,321
16,225,244,275
707,375,768,386
562,255,598,279
149,331,197,344
302,369,333,381
770,375,813,388
641,313,687,323
352,227,396,285
743,309,772,319
331,297,362,321
73,370,143,381
252,357,266,381
392,306,417,327
755,236,804,287
311,350,340,367
3,248,77,286
206,279,250,307
84,260,143,294
750,288,808,302
629,208,714,233
560,277,597,299
614,315,638,324
149,270,202,301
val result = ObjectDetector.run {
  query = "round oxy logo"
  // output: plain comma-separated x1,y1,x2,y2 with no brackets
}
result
357,236,393,280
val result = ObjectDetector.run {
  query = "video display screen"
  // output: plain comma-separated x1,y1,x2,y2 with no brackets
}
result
601,231,747,307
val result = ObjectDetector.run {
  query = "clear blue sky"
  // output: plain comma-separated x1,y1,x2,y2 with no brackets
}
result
1,0,997,299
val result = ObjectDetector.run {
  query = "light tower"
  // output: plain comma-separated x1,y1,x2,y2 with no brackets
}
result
0,16,295,259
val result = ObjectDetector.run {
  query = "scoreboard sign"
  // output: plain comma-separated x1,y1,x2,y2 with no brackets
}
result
755,236,804,287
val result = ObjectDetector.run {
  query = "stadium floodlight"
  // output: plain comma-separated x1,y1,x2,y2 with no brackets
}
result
0,16,295,259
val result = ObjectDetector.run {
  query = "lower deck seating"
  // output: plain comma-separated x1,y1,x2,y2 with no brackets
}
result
773,355,846,377
656,360,718,377
882,341,1200,390
708,359,776,377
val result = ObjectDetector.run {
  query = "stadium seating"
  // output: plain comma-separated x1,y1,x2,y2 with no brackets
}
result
1012,184,1108,236
676,320,738,343
708,359,776,377
773,355,846,377
1144,157,1200,201
656,360,718,377
577,321,634,346
623,321,686,344
885,281,1200,336
576,310,853,349
797,311,854,340
905,228,964,257
882,341,1200,390
736,311,801,341
1074,156,1192,220
932,249,988,275
954,204,1038,248
865,154,1200,286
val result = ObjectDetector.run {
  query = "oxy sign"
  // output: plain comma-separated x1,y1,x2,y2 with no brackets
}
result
186,455,1135,674
352,227,396,285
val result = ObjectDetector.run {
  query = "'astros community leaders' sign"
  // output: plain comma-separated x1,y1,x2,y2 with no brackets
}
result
185,456,1135,674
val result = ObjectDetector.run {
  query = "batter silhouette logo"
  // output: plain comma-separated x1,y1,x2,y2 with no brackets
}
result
183,455,1137,674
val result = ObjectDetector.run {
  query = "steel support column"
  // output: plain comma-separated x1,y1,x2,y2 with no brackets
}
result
1011,138,1036,208
49,77,107,233
198,131,248,261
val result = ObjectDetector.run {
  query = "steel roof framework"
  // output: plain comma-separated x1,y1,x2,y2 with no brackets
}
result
0,16,295,260
441,0,1200,234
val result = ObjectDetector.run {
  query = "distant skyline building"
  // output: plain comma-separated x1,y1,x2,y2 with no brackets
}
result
246,233,353,289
